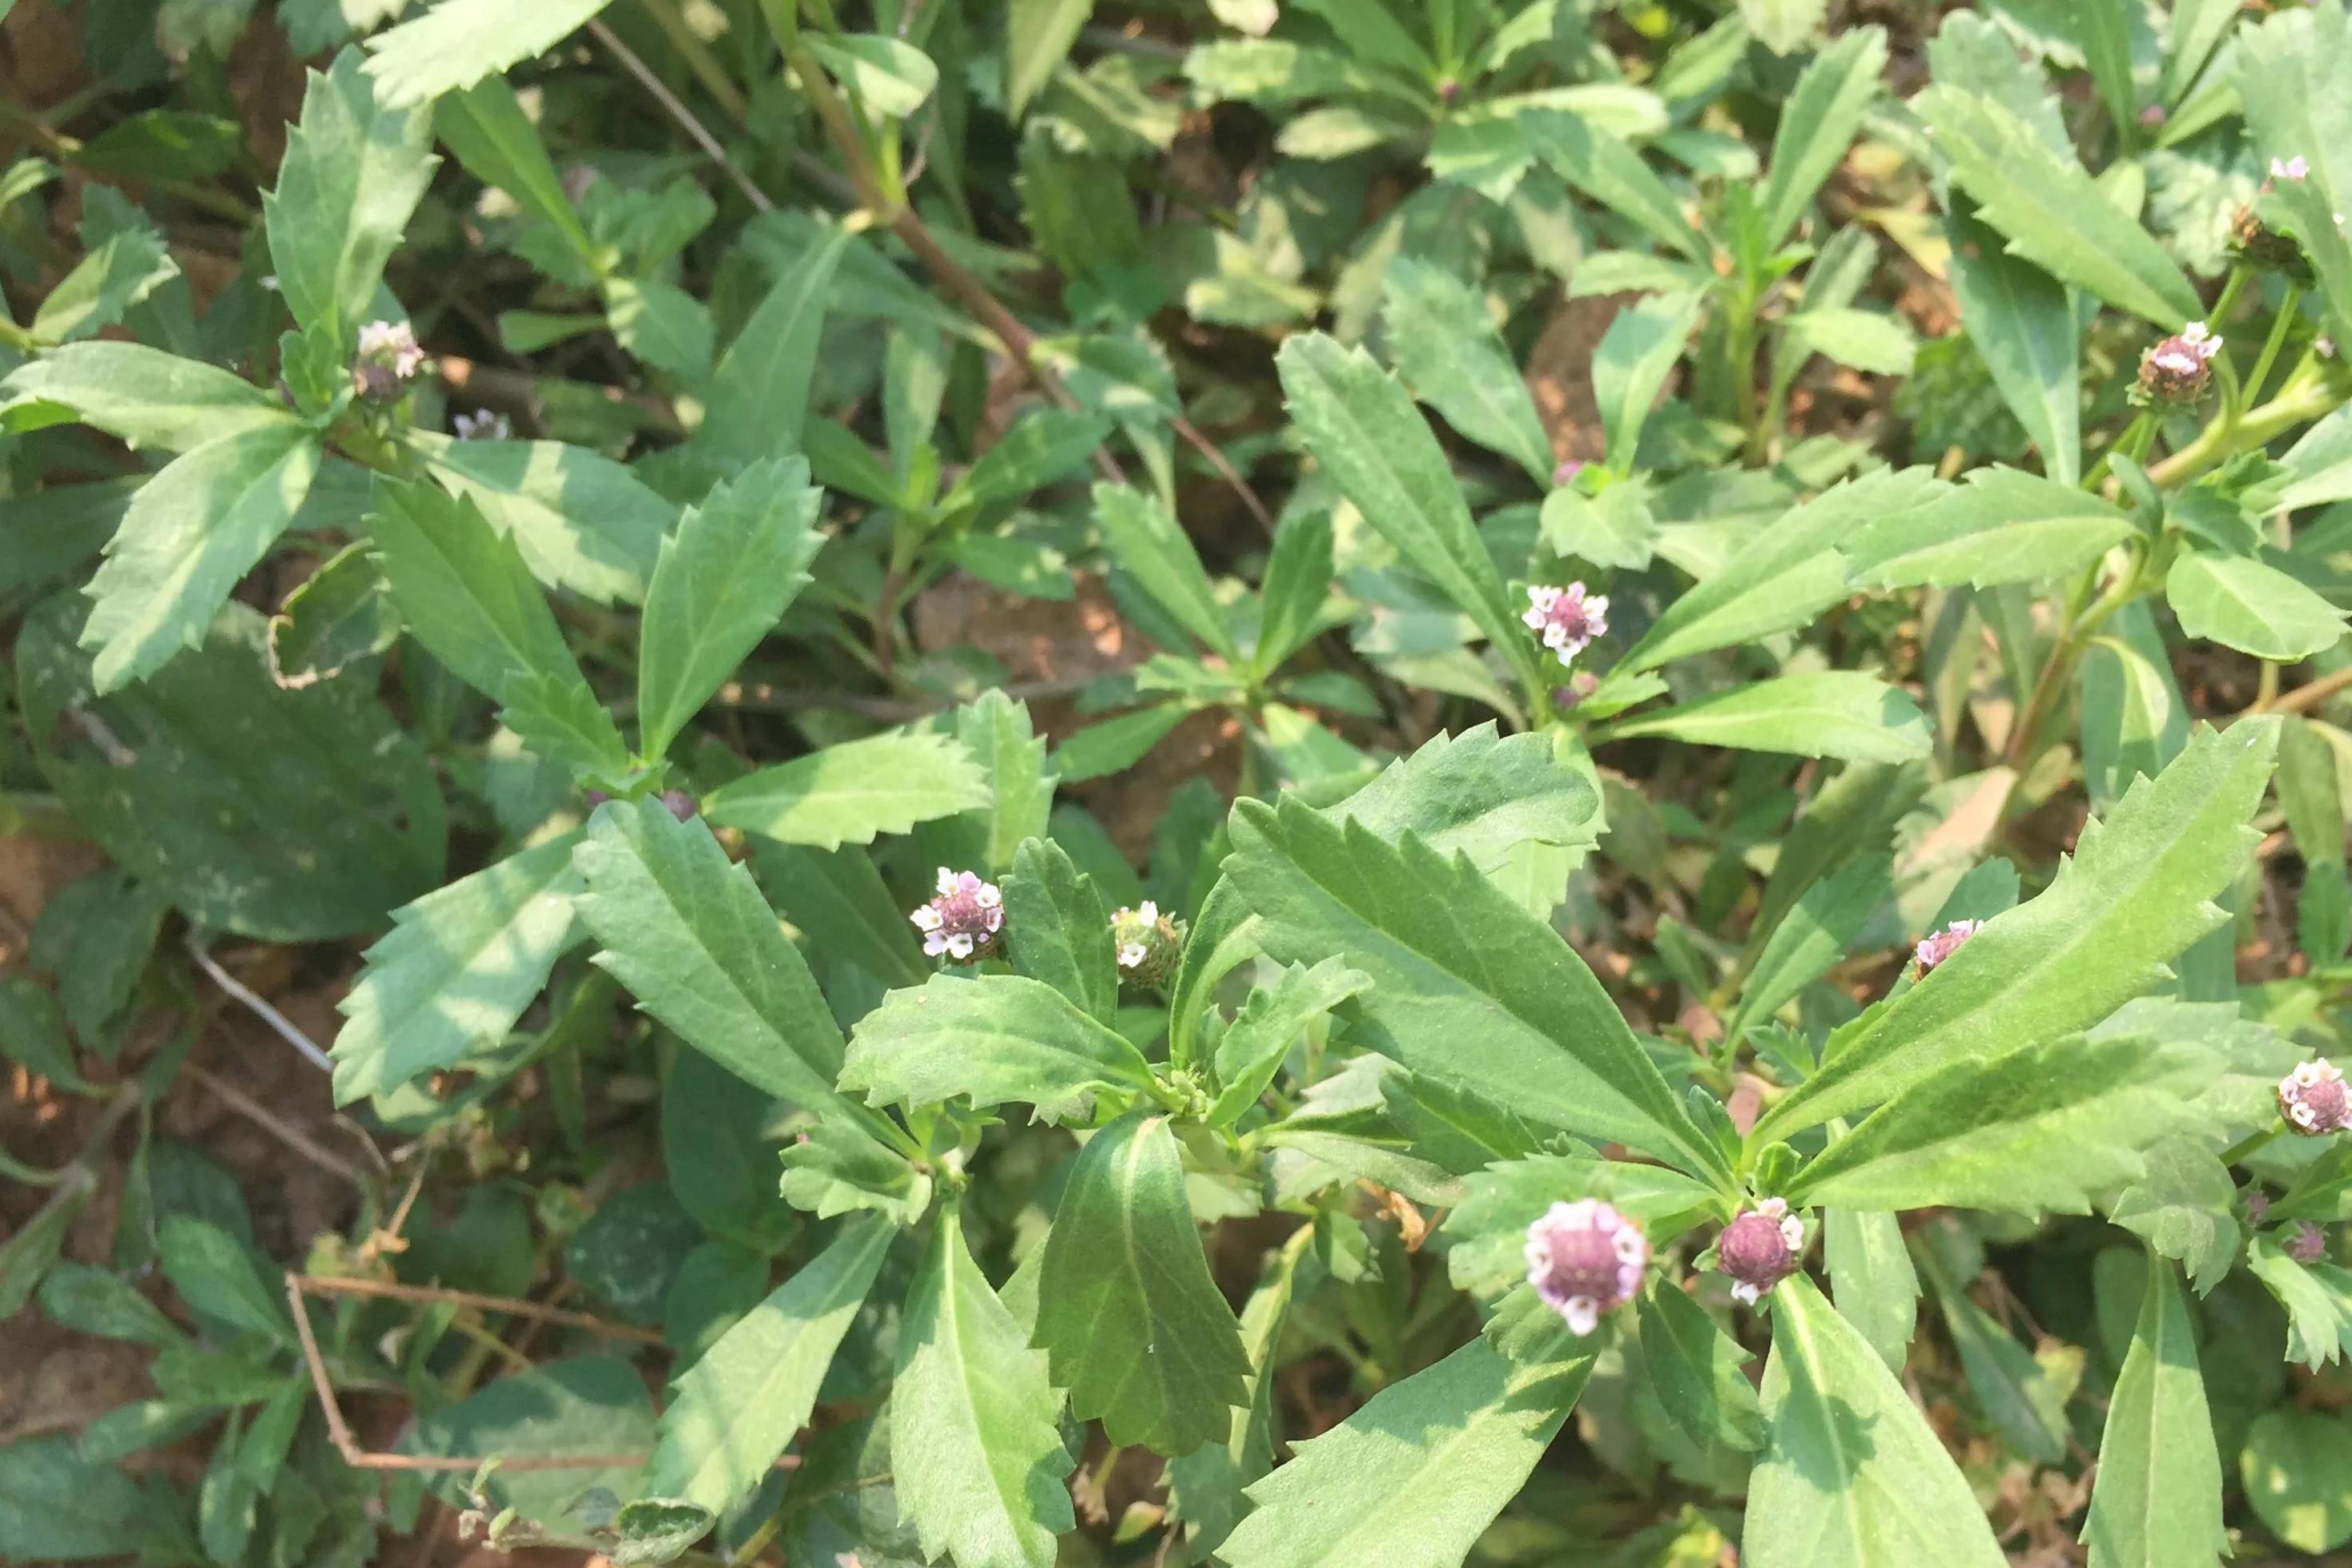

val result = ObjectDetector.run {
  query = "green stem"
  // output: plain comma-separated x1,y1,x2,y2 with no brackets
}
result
2205,264,2253,336
2220,1123,2283,1168
2081,408,2157,493
2243,284,2305,408
2145,368,2342,488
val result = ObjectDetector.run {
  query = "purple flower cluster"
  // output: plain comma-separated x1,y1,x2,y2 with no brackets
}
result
911,868,1003,963
1716,1197,1805,1305
1913,919,1980,975
1523,1199,1648,1336
1523,583,1610,670
2135,322,2222,407
2279,1058,2351,1137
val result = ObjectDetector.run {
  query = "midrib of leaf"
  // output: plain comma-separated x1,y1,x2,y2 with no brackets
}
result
1778,1301,1874,1563
934,1242,1029,1542
1104,1121,1179,1419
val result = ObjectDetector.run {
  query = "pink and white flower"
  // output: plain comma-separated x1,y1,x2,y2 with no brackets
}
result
911,867,1003,962
2279,1057,2351,1136
1523,582,1610,669
1524,1199,1647,1336
1914,919,1980,975
1717,1197,1807,1305
2270,155,2311,183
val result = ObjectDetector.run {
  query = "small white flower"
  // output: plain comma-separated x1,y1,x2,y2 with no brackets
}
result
911,867,1003,963
2271,155,2310,183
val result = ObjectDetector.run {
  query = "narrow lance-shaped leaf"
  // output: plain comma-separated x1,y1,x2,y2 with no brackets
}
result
1092,481,1237,660
1945,202,2081,484
2081,1256,2229,1568
1602,673,1932,764
999,836,1120,1025
364,0,616,109
702,731,993,850
1726,854,1892,1043
1743,1275,2007,1567
435,78,596,268
1031,1110,1251,1455
1759,26,1888,247
1823,1203,1917,1374
1756,720,2279,1140
0,341,296,453
643,1215,893,1515
1843,465,2131,589
1916,1242,2068,1463
1378,259,1556,484
1639,1281,1765,1452
1526,110,1708,263
1593,291,1705,474
408,431,673,605
698,221,850,465
891,1207,1077,1568
1207,957,1373,1127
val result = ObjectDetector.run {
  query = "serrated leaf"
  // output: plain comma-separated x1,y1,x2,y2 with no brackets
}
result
1593,291,1704,474
1786,1033,2207,1214
1759,27,1887,246
1206,957,1373,1127
1605,673,1931,762
1216,1329,1594,1568
1000,836,1118,1024
263,49,436,349
329,832,583,1104
698,223,847,465
1743,1275,2006,1567
1052,702,1188,782
1378,259,1554,484
778,1120,931,1226
1318,722,1601,880
1823,1204,1917,1373
891,1208,1075,1568
645,1216,892,1515
1622,468,1945,673
1919,86,2201,327
2107,1136,2240,1294
702,732,992,850
2165,549,2349,661
1916,1243,2068,1461
0,343,291,454
1225,795,1729,1184
2081,1258,2228,1568
1639,1281,1765,1452
364,0,614,108
1946,201,2081,483
1727,854,1892,1043
1092,481,1236,659
1031,1110,1250,1455
2245,1236,2352,1369
841,972,1153,1124
637,460,822,759
79,422,322,694
267,541,398,689
1755,721,2279,1140
31,220,178,345
1845,465,2131,587
436,78,596,267
1526,111,1707,263
950,408,1110,511
409,432,673,605
1277,333,1540,694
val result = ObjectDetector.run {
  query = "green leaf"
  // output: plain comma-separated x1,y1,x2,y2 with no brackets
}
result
662,1049,791,1245
408,1354,653,1534
364,0,615,108
842,972,1153,1124
1945,202,2081,483
1786,1032,2206,1215
263,49,436,350
637,460,822,759
1539,482,1657,573
38,1263,186,1349
1319,722,1602,878
1622,467,1944,673
2245,1236,2352,1369
267,541,399,689
2107,1136,2240,1294
1378,259,1554,484
1007,0,1094,118
158,1215,289,1343
1918,86,2201,328
1823,1204,1917,1373
2082,1257,2227,1568
949,409,1111,512
0,341,294,453
1031,1110,1250,1455
1593,291,1704,474
1604,673,1932,762
698,223,848,465
1780,305,1916,378
1726,854,1892,1043
1216,1329,1594,1568
1639,1281,1765,1452
754,842,927,992
1755,721,2278,1140
1207,957,1373,1127
2240,1407,2352,1554
409,432,673,605
806,34,938,119
78,422,321,694
891,1208,1076,1568
1092,481,1236,660
1225,794,1730,1184
17,597,444,942
1844,466,2130,588
778,1119,932,1227
1000,836,1119,1025
2233,3,2352,337
605,277,714,385
2079,625,2189,812
31,219,178,345
1253,512,1334,679
1743,0,1825,54
645,1216,892,1515
1526,111,1708,264
573,800,883,1142
1759,27,1887,246
328,831,583,1104
1445,1152,1722,1294
702,732,992,850
2165,549,2349,662
367,476,632,782
1744,1275,2005,1567
1052,702,1188,782
1916,1243,2067,1462
436,78,596,267
1277,332,1538,694
0,1437,149,1562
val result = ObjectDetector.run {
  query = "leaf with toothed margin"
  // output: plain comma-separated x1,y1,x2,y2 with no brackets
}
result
1755,720,2280,1142
701,732,992,851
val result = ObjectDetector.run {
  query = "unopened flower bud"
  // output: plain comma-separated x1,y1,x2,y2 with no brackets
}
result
2286,1220,2328,1264
911,867,1003,963
2231,205,2313,278
1522,582,1609,670
1109,900,1184,988
2134,321,2222,408
352,319,426,401
1716,1197,1805,1305
2137,103,2167,129
1914,919,1980,975
2244,1189,2270,1226
1552,458,1586,488
2279,1058,2352,1136
1523,1199,1647,1336
1549,669,1601,712
659,789,695,822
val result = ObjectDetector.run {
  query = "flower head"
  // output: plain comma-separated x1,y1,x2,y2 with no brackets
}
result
2286,1220,2329,1264
1110,900,1184,988
1552,458,1586,488
2244,1189,2271,1226
658,789,695,822
453,408,513,441
1523,1199,1648,1336
911,867,1003,962
1716,1197,1806,1305
1914,919,1980,975
2271,155,2311,183
352,319,426,400
2279,1058,2352,1136
2135,321,2223,407
1522,582,1610,669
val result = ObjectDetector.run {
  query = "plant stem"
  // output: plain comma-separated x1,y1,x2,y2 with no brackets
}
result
2004,551,2148,771
2081,409,2156,493
2249,662,2352,717
2219,1123,2283,1168
2145,368,2342,488
2243,283,2304,405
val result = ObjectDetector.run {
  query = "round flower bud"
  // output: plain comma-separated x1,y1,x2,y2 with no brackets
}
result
1110,900,1184,988
1523,1199,1648,1336
1913,919,1980,975
1549,669,1602,713
1552,458,1586,488
2286,1220,2328,1264
2279,1058,2352,1136
1716,1197,1806,1305
911,867,1003,963
1522,582,1610,670
2134,322,2222,408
